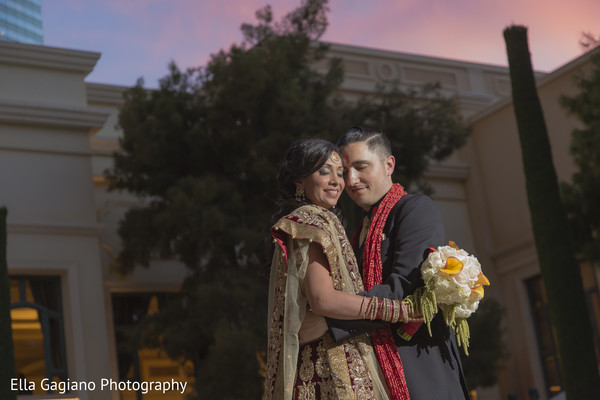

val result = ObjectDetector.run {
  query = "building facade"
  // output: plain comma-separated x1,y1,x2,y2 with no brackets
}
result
0,0,43,45
466,49,600,400
1,38,598,400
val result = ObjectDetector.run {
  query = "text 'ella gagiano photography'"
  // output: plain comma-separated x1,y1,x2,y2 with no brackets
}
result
11,377,188,395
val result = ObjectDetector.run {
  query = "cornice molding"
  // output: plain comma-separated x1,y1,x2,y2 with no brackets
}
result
424,162,469,180
455,91,497,108
465,48,600,124
86,82,129,106
0,41,100,75
324,41,514,74
0,100,110,130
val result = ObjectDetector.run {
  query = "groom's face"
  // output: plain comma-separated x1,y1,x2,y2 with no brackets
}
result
340,141,394,211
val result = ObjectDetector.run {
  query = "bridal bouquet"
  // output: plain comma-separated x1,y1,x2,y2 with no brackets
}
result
402,241,489,354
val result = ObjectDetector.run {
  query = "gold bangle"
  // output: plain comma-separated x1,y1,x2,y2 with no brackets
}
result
365,297,373,320
360,296,366,319
370,297,378,320
383,298,390,321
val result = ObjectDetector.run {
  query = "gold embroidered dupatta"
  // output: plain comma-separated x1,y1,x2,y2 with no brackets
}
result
264,205,390,400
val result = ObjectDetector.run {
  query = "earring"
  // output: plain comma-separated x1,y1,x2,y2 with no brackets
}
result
295,185,306,202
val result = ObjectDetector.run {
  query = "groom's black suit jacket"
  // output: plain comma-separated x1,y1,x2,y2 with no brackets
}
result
327,193,470,399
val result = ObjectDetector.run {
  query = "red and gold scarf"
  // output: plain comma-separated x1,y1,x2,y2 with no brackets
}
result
361,183,412,400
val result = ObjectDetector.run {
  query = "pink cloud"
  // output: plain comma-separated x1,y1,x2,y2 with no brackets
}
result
324,0,600,71
141,0,324,72
44,0,600,86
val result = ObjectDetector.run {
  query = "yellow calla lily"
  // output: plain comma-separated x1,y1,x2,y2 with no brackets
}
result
440,257,463,275
475,272,490,286
471,285,485,299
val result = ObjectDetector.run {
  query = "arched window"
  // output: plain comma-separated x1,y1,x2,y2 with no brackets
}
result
10,276,67,395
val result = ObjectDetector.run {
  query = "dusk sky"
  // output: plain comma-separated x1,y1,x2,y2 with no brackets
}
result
42,0,600,88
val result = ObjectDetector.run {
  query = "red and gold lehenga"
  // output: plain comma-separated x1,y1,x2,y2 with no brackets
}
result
264,205,390,400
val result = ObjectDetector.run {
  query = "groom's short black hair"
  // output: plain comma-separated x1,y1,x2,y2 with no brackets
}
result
337,126,392,161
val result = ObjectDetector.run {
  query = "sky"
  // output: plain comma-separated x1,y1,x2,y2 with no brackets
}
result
42,0,600,88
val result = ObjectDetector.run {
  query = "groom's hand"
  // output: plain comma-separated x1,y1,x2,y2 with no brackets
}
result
299,310,328,344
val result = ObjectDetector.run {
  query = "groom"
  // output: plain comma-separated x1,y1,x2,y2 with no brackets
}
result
326,127,470,399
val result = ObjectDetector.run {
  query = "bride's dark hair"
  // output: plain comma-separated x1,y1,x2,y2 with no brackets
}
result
274,138,343,222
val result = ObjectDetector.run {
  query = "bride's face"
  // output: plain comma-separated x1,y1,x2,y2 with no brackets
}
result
299,152,344,209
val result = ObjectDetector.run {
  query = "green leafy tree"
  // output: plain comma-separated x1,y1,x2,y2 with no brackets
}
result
503,25,600,399
106,1,470,397
560,49,600,263
0,207,17,400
